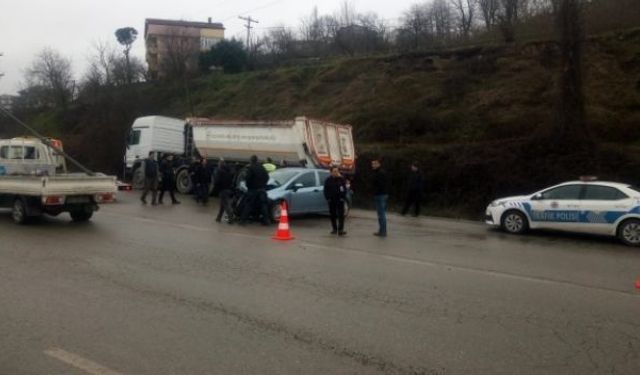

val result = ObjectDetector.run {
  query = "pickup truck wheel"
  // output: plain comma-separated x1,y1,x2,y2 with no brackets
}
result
176,169,192,194
132,167,145,189
70,207,93,222
12,199,28,225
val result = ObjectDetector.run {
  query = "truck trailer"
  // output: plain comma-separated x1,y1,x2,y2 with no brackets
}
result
125,116,356,193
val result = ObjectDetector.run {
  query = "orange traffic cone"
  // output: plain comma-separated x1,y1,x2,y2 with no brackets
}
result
273,201,294,241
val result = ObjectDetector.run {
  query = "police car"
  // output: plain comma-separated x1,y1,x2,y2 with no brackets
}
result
485,178,640,246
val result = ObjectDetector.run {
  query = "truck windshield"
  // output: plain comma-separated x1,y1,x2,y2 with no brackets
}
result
128,130,141,146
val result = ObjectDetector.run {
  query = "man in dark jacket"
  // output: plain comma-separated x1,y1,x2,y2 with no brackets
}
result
401,161,424,216
192,158,211,205
323,166,348,236
371,158,389,237
215,159,235,223
140,151,159,205
158,155,180,205
240,155,271,225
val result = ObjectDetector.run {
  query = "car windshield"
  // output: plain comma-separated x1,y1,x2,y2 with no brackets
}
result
267,169,300,189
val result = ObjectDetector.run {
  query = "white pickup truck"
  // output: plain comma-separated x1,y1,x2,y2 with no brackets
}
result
0,137,117,224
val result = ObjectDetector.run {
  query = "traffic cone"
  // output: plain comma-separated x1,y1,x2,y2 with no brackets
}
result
636,278,640,290
273,201,294,241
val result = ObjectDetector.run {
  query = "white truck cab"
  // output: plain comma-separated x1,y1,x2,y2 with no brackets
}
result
0,137,65,176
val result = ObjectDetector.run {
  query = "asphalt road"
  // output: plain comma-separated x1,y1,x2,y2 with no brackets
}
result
0,192,639,375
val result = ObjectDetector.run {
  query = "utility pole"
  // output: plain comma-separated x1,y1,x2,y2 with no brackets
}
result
238,16,259,51
0,53,4,80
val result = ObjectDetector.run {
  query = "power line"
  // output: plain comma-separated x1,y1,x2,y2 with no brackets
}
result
239,16,259,49
223,0,286,22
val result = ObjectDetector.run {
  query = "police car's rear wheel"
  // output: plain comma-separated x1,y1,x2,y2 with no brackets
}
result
618,219,640,246
501,210,528,234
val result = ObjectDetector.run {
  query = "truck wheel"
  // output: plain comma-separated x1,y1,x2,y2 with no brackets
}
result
12,199,28,225
132,167,145,189
176,168,192,194
70,206,94,222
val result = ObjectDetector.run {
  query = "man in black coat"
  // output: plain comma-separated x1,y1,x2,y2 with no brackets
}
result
240,155,271,225
192,158,211,205
401,161,424,216
214,159,235,223
158,155,180,205
323,166,348,236
371,158,389,237
140,151,159,205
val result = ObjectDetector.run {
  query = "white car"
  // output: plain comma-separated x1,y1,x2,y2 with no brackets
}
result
485,180,640,246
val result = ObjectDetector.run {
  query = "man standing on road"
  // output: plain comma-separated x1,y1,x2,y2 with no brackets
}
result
140,151,159,205
324,166,348,236
158,155,180,205
193,158,211,205
371,158,389,237
240,155,271,225
401,161,424,217
215,159,235,223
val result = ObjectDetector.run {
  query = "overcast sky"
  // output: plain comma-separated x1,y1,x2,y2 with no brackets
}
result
0,0,416,95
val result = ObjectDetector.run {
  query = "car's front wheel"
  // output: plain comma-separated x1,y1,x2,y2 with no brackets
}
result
501,210,528,234
617,219,640,246
271,201,283,222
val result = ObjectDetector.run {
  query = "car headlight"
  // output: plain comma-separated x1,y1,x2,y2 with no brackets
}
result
490,200,505,207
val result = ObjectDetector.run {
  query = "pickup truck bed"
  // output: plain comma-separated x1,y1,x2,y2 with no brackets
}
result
0,173,117,224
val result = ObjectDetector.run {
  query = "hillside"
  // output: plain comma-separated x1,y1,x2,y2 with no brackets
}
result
4,28,640,217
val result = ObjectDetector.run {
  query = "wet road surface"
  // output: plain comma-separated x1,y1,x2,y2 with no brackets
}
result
0,192,639,374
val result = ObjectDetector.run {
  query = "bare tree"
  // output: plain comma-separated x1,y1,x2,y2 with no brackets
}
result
161,28,200,79
25,48,74,108
84,40,118,87
431,0,454,41
497,0,520,42
478,0,500,30
111,56,146,85
261,26,296,58
450,0,476,38
401,3,432,50
337,0,357,26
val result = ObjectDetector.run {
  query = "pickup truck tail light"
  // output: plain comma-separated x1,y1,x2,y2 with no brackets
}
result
42,196,65,206
95,193,115,203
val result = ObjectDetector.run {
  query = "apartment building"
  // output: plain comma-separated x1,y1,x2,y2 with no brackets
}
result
145,18,225,79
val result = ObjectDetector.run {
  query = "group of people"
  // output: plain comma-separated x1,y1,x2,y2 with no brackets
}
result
213,155,272,226
139,151,426,239
140,152,180,206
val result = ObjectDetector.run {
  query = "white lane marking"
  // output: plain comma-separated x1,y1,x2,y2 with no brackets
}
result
44,348,123,375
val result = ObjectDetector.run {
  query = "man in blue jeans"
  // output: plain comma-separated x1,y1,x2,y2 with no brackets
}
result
371,158,389,237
